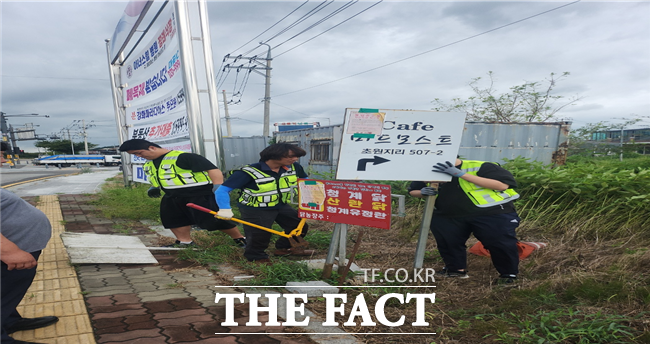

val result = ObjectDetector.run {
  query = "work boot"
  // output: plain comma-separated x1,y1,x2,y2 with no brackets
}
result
273,247,315,256
438,267,469,279
494,274,518,285
233,237,246,248
251,258,273,266
5,316,59,334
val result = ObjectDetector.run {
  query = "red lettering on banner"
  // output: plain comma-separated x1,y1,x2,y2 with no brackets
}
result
298,180,392,229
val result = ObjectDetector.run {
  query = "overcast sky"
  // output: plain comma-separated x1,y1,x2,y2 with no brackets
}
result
1,0,649,152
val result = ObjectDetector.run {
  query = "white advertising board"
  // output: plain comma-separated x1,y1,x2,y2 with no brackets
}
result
336,108,466,181
130,140,192,181
120,4,189,148
132,164,149,184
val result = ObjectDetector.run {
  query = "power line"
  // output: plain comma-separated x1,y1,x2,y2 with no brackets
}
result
1,75,107,81
228,0,310,55
275,0,382,58
271,0,358,51
242,1,335,56
270,101,313,117
274,0,581,98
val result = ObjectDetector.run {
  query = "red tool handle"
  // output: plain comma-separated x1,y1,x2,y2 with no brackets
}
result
186,203,216,214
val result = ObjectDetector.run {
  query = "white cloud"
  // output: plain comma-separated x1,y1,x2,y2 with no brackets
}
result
2,0,648,152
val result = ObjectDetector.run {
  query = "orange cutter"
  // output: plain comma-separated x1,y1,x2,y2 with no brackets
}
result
186,203,308,248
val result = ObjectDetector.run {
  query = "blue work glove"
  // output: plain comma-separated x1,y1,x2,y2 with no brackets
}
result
147,187,161,198
432,161,465,177
420,187,438,196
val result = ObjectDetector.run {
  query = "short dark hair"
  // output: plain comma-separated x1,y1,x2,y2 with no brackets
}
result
0,142,8,152
118,139,161,152
259,143,306,161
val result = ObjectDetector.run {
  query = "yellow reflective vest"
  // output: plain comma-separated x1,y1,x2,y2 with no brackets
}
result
238,164,298,207
458,160,519,208
143,151,211,189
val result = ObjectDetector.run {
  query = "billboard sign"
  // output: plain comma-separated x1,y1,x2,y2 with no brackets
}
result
298,179,392,230
120,4,188,148
336,108,466,181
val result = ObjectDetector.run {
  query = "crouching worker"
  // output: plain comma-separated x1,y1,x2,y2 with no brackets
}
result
214,143,314,264
118,139,246,248
408,158,521,284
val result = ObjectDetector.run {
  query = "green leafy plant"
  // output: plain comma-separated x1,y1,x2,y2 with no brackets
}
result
240,259,322,286
483,308,639,344
90,177,160,221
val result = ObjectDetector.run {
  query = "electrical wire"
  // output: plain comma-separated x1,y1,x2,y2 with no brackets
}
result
271,0,357,51
228,0,310,55
242,0,334,56
275,0,382,58
224,102,264,123
273,0,581,98
270,101,314,117
122,1,170,64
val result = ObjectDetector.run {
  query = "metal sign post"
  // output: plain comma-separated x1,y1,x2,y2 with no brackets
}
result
336,108,465,181
335,108,466,267
413,195,436,269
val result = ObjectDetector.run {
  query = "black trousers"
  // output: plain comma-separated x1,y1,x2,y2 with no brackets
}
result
238,205,309,261
430,212,520,275
1,250,42,343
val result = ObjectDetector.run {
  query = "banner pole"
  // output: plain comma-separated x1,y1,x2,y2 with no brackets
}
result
322,223,341,279
413,195,436,269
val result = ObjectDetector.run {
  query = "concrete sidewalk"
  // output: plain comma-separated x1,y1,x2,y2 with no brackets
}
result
12,195,96,344
6,169,358,343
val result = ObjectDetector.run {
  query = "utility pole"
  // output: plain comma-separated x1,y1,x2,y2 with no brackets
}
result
0,112,49,156
78,119,95,155
222,42,273,137
66,128,75,155
82,119,89,155
260,42,272,138
222,90,232,137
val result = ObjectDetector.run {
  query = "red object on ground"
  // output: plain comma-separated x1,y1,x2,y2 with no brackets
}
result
469,241,547,259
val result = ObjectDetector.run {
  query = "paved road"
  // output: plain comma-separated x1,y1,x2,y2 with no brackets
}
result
0,164,82,186
1,165,122,196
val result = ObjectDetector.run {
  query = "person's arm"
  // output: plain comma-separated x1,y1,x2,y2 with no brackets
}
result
1,234,37,270
207,169,224,185
459,174,509,191
214,185,234,218
408,181,437,198
433,161,510,191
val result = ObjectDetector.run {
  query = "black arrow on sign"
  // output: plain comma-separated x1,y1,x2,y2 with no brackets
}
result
357,156,390,171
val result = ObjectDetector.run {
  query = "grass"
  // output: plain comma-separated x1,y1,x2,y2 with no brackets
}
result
90,177,160,221
90,158,650,343
482,309,640,344
239,259,323,286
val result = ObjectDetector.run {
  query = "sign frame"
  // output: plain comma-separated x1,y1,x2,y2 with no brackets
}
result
336,108,466,181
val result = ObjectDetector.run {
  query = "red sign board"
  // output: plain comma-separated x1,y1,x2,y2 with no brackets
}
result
297,179,392,229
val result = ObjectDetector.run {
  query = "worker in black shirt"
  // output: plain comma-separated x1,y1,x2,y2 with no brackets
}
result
215,143,313,264
409,158,521,284
119,139,246,248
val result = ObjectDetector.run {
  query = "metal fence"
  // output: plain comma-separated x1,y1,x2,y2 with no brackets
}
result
222,136,269,172
275,122,572,176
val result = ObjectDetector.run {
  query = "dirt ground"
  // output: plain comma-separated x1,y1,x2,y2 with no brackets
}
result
270,217,514,344
273,215,650,344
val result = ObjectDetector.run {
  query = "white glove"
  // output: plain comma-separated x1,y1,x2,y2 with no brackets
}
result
216,209,234,219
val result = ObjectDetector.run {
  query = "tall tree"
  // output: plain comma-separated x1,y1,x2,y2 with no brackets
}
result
432,72,583,122
35,140,98,155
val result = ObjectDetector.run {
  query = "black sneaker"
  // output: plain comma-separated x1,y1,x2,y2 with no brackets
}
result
233,237,246,248
438,267,469,279
163,240,197,248
495,274,517,284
